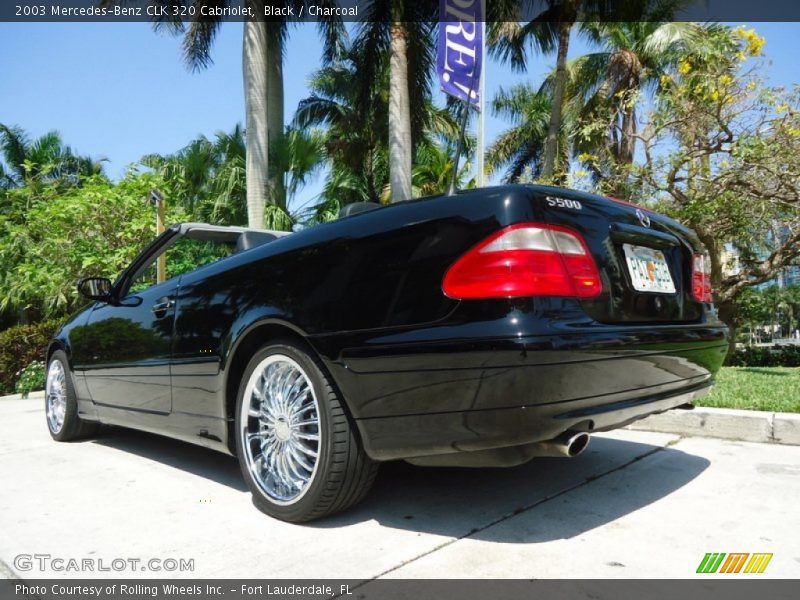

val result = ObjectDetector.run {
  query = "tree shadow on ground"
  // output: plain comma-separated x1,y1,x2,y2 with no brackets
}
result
738,367,794,376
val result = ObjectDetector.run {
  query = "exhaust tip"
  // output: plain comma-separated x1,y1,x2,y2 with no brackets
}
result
566,432,590,457
528,431,592,458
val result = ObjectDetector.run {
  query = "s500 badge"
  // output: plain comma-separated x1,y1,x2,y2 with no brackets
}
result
547,196,583,210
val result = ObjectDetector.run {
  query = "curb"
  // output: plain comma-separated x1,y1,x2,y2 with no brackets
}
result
1,391,44,401
627,406,800,445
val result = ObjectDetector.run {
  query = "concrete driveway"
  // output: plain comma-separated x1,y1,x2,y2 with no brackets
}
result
1,394,798,579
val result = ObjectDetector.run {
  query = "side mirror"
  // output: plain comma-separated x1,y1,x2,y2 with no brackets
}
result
77,277,113,302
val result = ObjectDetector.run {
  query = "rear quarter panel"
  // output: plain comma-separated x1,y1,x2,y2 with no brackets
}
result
173,186,539,417
176,186,726,424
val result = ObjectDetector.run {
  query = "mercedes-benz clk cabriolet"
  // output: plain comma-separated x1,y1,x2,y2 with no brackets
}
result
45,185,728,522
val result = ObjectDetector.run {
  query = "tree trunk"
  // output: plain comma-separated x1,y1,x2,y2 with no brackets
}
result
619,106,636,165
267,24,286,210
366,145,377,203
541,18,573,180
716,299,740,362
243,20,270,229
388,21,413,203
697,226,739,361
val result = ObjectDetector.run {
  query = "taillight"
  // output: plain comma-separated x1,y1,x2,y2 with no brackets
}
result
692,253,713,303
442,223,603,299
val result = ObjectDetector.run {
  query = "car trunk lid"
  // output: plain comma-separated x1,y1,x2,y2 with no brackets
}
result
533,186,705,324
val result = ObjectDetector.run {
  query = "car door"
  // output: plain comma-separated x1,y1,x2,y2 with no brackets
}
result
80,282,178,413
74,225,241,415
78,238,179,414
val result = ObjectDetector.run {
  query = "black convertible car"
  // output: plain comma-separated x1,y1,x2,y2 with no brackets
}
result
46,185,727,522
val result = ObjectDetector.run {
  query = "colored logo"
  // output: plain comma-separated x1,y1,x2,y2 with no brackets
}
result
697,553,773,574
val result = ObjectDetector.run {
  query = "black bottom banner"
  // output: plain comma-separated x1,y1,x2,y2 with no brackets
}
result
2,580,797,600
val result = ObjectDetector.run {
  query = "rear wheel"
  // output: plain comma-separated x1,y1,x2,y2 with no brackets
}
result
235,341,378,522
45,350,99,441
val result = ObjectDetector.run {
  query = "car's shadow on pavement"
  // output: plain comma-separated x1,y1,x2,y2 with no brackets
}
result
314,435,710,542
91,429,708,543
91,426,248,492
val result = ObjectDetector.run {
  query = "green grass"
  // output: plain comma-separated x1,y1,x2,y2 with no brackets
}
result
697,367,800,413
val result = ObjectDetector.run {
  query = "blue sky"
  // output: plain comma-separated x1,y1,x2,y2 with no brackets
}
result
1,21,798,208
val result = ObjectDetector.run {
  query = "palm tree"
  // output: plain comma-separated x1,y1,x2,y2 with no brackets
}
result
569,21,706,165
355,1,438,203
103,1,345,228
488,0,581,181
264,128,326,230
389,19,413,203
0,163,13,189
206,124,248,224
410,139,475,197
142,125,247,225
145,123,324,231
242,17,271,229
295,51,390,206
0,124,105,187
489,1,670,181
143,138,217,210
486,84,571,182
295,41,463,209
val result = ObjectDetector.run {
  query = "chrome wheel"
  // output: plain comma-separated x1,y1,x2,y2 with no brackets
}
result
46,360,67,434
240,354,321,505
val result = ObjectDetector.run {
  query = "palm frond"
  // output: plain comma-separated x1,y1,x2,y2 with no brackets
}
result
182,8,223,71
294,96,349,129
0,124,30,182
488,85,554,181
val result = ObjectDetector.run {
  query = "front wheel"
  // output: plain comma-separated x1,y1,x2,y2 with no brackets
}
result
45,350,99,441
234,341,378,522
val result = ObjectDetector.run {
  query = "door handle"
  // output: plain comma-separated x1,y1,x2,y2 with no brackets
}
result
151,299,175,316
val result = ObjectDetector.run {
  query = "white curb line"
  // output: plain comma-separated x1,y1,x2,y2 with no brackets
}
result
627,406,800,445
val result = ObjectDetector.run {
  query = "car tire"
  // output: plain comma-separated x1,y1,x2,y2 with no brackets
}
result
235,341,378,522
45,350,100,441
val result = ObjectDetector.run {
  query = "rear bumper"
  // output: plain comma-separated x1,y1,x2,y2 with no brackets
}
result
314,321,727,462
358,378,711,461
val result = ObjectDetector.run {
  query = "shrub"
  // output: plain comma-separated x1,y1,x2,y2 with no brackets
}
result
728,345,800,367
15,360,46,398
0,172,192,320
0,320,62,395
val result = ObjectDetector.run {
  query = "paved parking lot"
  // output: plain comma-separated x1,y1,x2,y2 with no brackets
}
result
1,394,798,579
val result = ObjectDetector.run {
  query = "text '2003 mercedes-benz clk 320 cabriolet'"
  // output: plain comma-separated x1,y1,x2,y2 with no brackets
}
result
45,185,727,522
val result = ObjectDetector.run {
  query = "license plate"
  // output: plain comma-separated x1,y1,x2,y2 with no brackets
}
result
622,244,676,294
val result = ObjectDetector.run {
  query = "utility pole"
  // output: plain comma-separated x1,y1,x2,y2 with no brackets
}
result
150,189,166,283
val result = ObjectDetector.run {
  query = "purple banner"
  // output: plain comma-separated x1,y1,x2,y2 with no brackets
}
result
438,0,483,106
